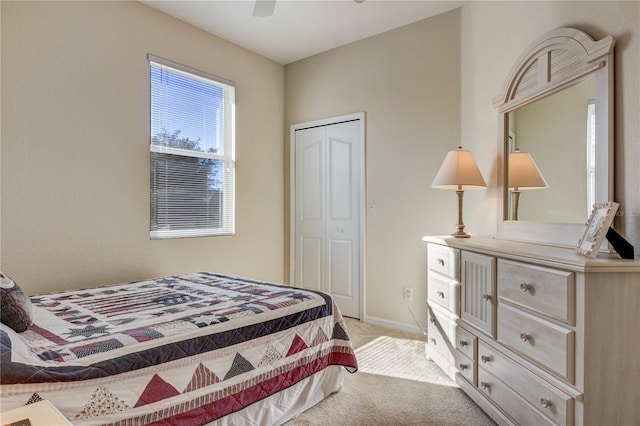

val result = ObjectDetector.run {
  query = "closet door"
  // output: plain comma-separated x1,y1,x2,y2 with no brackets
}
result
295,126,326,293
293,118,362,318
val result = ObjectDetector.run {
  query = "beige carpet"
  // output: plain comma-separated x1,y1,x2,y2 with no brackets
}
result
286,318,496,426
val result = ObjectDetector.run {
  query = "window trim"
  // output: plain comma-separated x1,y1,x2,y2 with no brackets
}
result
586,99,596,218
148,55,236,88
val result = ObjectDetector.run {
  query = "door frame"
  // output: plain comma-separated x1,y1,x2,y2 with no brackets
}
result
289,112,366,320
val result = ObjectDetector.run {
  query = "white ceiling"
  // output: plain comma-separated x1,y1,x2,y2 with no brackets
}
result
141,0,464,65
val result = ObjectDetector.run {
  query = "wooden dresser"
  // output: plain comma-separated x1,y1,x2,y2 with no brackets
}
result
423,236,640,426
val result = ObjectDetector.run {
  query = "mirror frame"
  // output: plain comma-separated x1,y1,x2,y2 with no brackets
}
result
493,27,615,247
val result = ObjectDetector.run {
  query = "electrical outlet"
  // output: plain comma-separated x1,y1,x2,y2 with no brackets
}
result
403,286,413,301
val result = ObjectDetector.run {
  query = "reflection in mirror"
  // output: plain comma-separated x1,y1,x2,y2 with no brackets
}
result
508,149,547,220
507,77,595,223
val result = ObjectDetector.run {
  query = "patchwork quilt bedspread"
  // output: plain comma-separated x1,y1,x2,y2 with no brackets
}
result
0,272,358,425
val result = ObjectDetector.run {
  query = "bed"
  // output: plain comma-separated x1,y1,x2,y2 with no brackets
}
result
0,272,358,425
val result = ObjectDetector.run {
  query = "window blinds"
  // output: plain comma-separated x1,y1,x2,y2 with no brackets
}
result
149,55,235,238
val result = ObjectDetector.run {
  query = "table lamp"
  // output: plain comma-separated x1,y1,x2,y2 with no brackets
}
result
432,147,487,238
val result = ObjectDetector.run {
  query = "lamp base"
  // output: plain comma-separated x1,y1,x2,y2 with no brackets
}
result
452,190,471,238
451,231,471,238
511,190,521,221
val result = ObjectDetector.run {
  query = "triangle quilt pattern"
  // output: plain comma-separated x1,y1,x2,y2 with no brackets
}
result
184,363,221,393
75,385,130,420
257,344,284,367
223,353,255,380
310,327,329,347
134,374,180,408
25,393,44,405
331,322,350,341
286,334,309,357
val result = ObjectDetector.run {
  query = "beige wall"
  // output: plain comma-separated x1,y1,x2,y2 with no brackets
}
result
461,1,640,245
285,10,462,327
1,1,285,294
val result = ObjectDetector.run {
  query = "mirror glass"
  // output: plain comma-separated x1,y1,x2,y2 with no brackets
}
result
507,77,595,224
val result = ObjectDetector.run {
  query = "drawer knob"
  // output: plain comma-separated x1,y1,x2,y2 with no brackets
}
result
459,340,468,347
520,332,531,343
540,398,552,409
482,294,492,302
520,283,531,292
480,355,491,363
459,363,468,371
480,381,491,390
437,258,445,266
429,338,436,345
429,317,436,325
436,291,445,299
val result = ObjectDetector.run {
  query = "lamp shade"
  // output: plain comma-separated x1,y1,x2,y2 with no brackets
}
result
508,149,548,190
432,147,487,189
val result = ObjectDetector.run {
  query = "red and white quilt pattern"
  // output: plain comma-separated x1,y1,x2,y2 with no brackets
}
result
0,272,358,425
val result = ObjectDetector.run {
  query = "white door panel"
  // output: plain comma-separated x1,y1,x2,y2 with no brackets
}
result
301,237,323,291
329,238,353,298
301,139,324,220
325,121,360,317
329,138,353,220
295,126,325,294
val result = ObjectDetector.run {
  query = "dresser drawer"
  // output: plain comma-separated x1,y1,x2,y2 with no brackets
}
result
498,259,575,324
428,323,455,365
428,243,459,280
428,302,457,343
427,306,457,365
497,304,574,382
478,368,555,426
428,272,460,315
454,349,476,385
478,341,573,425
456,325,477,360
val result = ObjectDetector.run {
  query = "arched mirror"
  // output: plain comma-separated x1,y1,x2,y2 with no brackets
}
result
494,28,615,247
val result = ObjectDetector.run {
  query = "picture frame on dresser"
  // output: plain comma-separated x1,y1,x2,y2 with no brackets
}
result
576,201,619,258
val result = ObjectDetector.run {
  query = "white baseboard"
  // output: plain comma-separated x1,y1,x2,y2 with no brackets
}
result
364,315,424,336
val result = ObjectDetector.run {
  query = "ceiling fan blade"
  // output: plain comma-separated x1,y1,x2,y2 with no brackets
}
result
253,0,276,17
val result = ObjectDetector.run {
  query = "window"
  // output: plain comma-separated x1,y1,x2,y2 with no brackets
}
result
586,100,595,217
149,55,235,239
